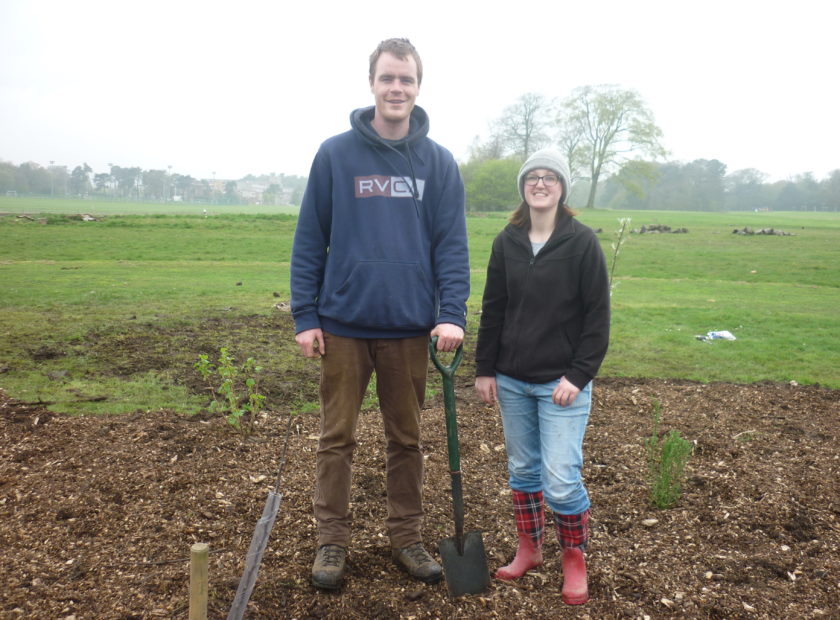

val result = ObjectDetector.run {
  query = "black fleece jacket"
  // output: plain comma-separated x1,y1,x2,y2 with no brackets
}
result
475,214,611,389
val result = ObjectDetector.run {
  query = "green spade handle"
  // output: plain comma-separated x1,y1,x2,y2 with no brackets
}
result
429,337,464,474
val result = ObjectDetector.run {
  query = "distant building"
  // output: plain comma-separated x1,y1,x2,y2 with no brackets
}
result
205,174,293,205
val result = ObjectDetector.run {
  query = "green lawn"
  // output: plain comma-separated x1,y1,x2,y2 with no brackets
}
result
0,195,299,216
1,198,837,414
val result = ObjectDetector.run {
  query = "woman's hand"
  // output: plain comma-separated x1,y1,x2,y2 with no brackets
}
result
552,376,580,407
475,376,498,405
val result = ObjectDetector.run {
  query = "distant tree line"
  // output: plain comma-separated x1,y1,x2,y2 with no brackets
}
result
462,85,839,212
596,160,840,212
0,160,308,206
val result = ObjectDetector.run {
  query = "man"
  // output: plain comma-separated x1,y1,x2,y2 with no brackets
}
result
290,38,470,590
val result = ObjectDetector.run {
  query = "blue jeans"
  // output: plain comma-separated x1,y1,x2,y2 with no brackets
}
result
496,373,592,515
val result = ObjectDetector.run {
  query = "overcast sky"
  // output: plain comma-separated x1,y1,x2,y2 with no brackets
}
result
2,0,838,182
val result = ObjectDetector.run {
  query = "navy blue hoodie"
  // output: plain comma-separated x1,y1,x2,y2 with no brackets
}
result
290,105,470,339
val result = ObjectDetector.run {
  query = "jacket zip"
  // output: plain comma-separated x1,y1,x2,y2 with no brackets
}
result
511,247,538,378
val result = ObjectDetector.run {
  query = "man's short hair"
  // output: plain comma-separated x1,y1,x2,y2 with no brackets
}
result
369,38,423,85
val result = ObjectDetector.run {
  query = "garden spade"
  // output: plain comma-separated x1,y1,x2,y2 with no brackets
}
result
227,411,294,620
429,338,490,597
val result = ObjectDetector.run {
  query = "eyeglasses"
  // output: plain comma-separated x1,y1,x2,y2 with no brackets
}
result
524,174,560,187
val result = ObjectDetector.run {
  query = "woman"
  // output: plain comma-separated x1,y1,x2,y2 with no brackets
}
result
475,149,610,605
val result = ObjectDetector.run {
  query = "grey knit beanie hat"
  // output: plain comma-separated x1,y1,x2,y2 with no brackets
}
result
517,148,571,203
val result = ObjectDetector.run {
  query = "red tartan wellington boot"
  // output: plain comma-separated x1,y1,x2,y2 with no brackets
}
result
561,547,589,605
495,532,543,580
494,490,544,580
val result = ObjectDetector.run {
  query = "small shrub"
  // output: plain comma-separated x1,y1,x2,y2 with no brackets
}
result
194,347,265,433
645,400,693,509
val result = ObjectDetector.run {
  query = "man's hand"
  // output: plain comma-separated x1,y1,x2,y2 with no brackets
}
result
475,376,497,405
552,376,580,407
295,328,325,358
430,323,464,352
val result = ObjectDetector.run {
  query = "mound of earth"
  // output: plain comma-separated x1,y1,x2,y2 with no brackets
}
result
1,377,838,618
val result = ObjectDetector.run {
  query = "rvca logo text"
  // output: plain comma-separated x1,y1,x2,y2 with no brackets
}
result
355,175,426,200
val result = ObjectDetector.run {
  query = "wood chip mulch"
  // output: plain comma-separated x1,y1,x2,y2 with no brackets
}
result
2,377,838,619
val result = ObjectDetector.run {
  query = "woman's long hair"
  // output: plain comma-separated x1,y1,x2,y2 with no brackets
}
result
509,199,577,228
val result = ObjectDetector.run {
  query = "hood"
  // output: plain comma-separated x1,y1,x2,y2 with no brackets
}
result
350,105,430,149
349,105,429,209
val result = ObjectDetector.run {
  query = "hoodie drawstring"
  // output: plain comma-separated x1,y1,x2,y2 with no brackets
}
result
376,142,422,219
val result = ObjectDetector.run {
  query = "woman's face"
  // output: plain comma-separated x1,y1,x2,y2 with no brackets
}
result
523,168,563,211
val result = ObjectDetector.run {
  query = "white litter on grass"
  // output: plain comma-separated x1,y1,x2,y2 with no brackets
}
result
695,330,737,342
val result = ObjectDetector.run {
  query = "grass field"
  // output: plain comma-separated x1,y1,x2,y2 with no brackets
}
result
1,196,838,414
0,195,300,216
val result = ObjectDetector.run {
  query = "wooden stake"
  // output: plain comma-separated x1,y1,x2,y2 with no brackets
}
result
189,542,209,620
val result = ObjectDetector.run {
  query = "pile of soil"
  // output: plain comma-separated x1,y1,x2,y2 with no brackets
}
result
2,377,838,618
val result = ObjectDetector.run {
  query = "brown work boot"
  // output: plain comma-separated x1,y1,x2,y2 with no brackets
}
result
311,544,347,590
391,542,443,584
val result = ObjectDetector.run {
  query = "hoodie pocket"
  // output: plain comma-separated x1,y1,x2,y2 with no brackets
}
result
326,260,434,329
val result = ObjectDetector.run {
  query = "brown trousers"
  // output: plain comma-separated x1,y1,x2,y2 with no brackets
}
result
314,333,429,548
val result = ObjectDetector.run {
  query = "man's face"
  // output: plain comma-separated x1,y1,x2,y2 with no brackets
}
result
370,52,420,131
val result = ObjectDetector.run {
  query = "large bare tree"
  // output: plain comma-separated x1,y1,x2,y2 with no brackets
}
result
491,92,554,160
558,85,666,208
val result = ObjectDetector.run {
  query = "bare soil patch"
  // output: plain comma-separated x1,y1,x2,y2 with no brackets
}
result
2,374,838,619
